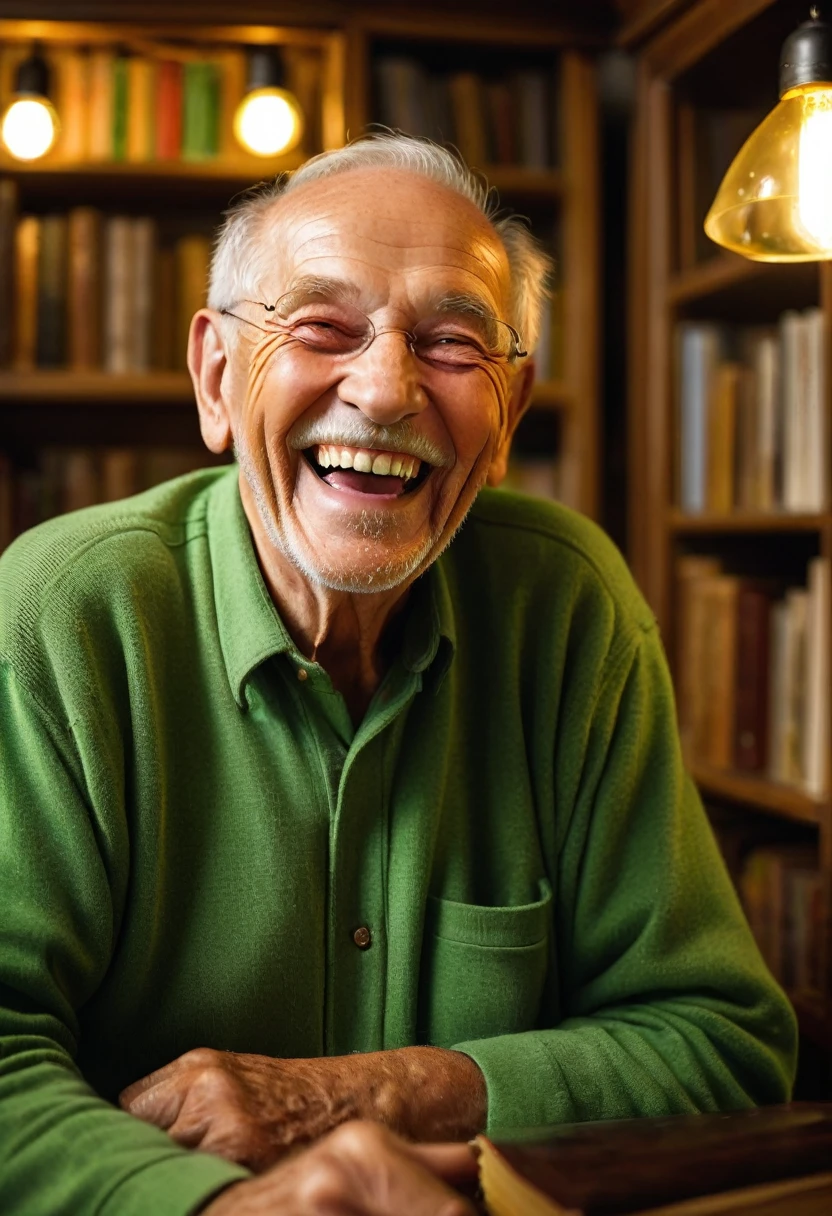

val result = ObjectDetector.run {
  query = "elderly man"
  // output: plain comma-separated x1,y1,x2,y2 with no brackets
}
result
0,134,795,1215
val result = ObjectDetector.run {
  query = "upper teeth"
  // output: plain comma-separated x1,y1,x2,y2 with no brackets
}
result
313,444,421,480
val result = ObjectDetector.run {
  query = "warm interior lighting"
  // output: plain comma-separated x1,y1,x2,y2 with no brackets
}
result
1,96,58,161
705,9,832,262
233,48,304,158
233,87,303,157
1,45,59,162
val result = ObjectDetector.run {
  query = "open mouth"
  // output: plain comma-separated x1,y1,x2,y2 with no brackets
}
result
302,443,432,498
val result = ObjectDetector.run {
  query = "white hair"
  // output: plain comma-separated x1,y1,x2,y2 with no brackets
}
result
208,132,553,351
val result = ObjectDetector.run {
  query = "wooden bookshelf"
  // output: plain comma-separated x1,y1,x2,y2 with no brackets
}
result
0,5,601,535
628,0,832,1052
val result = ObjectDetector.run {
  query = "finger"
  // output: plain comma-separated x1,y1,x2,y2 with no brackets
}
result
360,1144,475,1216
400,1142,480,1187
119,1058,186,1109
120,1075,186,1130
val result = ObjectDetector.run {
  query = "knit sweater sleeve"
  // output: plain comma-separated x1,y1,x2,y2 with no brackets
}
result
0,660,248,1216
454,621,798,1134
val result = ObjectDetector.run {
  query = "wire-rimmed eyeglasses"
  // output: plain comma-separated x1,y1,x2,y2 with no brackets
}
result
219,294,528,370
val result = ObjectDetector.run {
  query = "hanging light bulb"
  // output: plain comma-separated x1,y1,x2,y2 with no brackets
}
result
233,48,304,158
1,44,59,162
705,6,832,262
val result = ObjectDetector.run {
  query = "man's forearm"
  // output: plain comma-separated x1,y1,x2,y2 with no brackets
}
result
121,1045,488,1171
360,1047,487,1142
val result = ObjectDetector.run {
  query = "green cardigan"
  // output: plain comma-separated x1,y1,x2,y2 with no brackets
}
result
0,468,796,1216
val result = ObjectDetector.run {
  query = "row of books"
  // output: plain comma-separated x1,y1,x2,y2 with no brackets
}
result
676,556,830,797
374,56,557,170
738,844,823,993
0,42,319,165
676,310,828,515
0,448,212,552
0,190,210,372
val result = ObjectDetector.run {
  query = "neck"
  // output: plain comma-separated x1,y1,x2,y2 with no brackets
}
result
241,481,413,723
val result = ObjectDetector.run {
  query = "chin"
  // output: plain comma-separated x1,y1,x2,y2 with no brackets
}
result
284,532,439,594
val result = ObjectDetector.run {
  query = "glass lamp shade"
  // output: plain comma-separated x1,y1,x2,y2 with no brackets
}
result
233,87,304,157
1,95,59,161
704,83,832,261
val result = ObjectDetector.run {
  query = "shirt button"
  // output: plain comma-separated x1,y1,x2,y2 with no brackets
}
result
297,668,308,682
353,926,372,950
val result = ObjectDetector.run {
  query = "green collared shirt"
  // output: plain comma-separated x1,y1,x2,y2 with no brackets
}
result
0,468,796,1216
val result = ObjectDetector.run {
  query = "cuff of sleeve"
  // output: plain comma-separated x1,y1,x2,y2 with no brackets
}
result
453,1032,567,1136
99,1150,250,1216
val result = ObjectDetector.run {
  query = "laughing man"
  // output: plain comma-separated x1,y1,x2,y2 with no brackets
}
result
0,135,796,1216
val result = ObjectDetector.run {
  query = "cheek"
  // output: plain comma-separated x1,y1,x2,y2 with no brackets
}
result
442,371,510,468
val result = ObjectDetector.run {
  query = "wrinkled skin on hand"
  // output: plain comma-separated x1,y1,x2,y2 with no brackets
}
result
199,1122,478,1216
119,1045,487,1173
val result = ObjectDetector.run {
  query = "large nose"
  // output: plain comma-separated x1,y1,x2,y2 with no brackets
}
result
337,329,428,424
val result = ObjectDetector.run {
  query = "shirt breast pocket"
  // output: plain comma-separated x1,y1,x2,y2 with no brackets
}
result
418,879,552,1048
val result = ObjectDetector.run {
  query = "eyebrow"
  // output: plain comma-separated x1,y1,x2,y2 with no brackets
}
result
275,275,363,312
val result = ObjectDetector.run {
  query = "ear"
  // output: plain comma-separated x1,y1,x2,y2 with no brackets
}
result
486,360,536,487
188,310,233,455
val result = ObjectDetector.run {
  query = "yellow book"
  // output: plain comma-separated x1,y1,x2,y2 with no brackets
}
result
54,47,89,162
174,234,210,370
87,48,114,160
126,57,155,162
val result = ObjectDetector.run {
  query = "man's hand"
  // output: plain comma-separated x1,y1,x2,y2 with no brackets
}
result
200,1122,477,1216
119,1046,487,1171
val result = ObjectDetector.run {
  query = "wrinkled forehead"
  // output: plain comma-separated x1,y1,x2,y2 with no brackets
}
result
261,170,511,313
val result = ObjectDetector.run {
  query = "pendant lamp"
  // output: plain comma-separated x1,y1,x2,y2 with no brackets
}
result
1,44,60,162
233,48,304,158
705,5,832,261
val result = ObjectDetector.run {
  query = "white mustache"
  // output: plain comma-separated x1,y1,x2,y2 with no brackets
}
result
287,417,454,468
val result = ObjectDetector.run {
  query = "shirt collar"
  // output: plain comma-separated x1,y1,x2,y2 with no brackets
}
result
208,467,458,707
208,468,295,708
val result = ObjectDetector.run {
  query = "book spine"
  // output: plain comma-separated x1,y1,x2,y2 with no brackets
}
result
155,60,183,159
182,61,207,161
104,217,134,374
0,179,19,368
131,217,156,372
87,49,114,161
67,207,102,370
36,215,68,368
54,47,89,162
126,57,154,163
13,216,39,371
734,586,770,771
803,557,830,798
174,234,210,370
112,54,129,162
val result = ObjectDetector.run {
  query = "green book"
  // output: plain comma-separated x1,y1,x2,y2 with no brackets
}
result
112,55,129,161
203,62,220,157
182,61,213,161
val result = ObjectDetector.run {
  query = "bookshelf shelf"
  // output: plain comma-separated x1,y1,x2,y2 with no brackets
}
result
691,764,823,827
667,256,819,316
0,371,194,405
668,510,827,535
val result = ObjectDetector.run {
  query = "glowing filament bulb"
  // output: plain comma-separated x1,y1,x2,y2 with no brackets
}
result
796,89,832,251
233,88,302,158
1,96,58,161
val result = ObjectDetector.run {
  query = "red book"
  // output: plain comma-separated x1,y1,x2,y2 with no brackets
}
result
155,60,183,160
